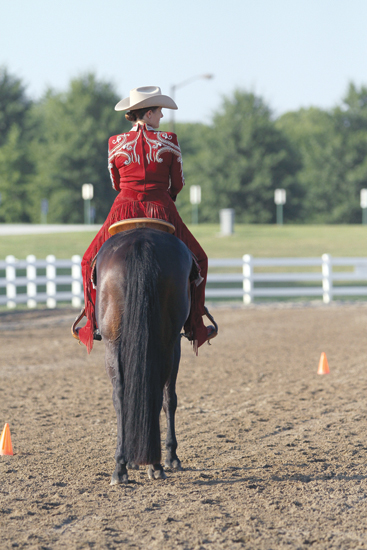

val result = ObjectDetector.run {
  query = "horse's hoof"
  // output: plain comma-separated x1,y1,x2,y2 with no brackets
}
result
148,465,167,480
171,459,183,471
110,473,128,485
127,461,140,470
110,465,128,485
110,476,128,485
165,458,183,471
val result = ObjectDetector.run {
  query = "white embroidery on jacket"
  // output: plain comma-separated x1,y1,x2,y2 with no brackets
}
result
109,132,141,166
143,129,184,189
144,130,182,164
108,126,185,189
108,132,142,188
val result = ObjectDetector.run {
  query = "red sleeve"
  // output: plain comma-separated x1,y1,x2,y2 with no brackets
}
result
168,133,185,200
108,135,120,191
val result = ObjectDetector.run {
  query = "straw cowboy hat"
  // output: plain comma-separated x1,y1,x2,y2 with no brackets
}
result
114,86,178,111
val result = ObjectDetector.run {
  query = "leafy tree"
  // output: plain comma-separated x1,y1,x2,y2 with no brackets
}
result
0,125,33,222
28,73,129,223
333,83,367,222
163,121,211,224
0,67,31,147
3,66,367,227
276,107,341,222
194,90,301,223
0,67,33,222
277,84,367,223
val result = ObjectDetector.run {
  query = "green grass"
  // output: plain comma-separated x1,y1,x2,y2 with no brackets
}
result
194,224,367,258
0,232,97,260
1,224,367,260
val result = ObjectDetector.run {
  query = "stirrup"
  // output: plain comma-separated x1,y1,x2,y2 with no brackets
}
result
181,308,218,344
206,325,217,344
204,306,218,344
71,308,86,340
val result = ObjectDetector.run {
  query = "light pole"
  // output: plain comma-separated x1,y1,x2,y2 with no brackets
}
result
82,183,94,225
274,189,286,225
190,185,201,224
361,189,367,224
170,74,214,133
41,199,49,224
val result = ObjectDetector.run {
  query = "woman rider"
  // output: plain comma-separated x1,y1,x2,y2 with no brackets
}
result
75,86,217,353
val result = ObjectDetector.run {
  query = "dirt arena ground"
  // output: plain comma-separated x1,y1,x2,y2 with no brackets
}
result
1,303,367,549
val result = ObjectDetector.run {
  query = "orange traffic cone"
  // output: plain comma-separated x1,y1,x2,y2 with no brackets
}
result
317,352,330,375
0,423,14,456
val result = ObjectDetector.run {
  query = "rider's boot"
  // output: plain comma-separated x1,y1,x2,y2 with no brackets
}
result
93,329,102,341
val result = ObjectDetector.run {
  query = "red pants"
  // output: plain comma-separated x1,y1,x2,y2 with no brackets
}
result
79,189,208,353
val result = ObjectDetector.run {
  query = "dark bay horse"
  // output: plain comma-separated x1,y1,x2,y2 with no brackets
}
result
95,227,193,484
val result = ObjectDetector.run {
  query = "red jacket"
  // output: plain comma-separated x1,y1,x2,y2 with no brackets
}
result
108,123,185,201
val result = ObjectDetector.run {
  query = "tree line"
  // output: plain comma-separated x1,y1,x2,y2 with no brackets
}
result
1,66,367,225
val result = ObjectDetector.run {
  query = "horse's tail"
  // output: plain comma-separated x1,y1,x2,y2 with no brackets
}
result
120,235,163,465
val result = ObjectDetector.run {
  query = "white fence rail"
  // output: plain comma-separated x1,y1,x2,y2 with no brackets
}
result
1,254,367,309
207,254,367,303
0,255,82,308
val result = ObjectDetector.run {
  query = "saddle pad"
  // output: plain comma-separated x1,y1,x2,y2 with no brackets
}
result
108,218,175,236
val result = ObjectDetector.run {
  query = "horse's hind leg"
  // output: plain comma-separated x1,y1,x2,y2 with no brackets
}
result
111,382,128,484
105,342,128,485
163,341,183,471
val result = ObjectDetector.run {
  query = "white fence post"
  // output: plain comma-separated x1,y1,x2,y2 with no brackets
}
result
322,253,333,303
46,255,56,308
26,255,37,308
243,254,253,304
71,255,82,308
6,255,16,308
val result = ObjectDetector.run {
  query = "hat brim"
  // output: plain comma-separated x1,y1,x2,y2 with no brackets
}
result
115,94,177,111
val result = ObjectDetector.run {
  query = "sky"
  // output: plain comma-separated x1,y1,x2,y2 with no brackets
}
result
1,0,367,124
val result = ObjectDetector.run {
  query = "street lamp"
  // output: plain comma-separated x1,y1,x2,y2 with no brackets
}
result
274,189,286,225
82,183,94,225
190,185,201,224
361,189,367,224
170,74,214,132
41,199,49,224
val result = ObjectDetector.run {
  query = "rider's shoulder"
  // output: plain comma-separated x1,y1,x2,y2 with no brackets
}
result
159,130,178,142
108,133,130,147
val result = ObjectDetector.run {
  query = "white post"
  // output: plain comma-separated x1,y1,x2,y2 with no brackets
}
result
361,189,367,224
26,255,37,308
82,183,94,225
322,253,333,304
6,255,16,309
220,209,235,235
71,255,82,308
46,255,56,308
243,254,253,304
